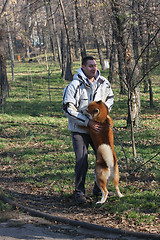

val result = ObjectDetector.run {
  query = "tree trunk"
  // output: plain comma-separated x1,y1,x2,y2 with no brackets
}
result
24,0,30,58
146,23,154,108
72,8,79,59
36,15,43,52
137,2,148,93
61,28,67,79
44,0,56,62
5,13,15,82
128,90,137,159
58,0,73,78
117,43,126,94
74,0,86,59
0,55,9,105
146,7,154,108
104,26,111,60
131,0,139,61
108,30,116,83
48,0,62,67
148,78,154,108
0,31,9,106
90,12,105,70
133,87,141,127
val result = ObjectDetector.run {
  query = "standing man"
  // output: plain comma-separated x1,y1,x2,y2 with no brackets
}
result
63,56,114,204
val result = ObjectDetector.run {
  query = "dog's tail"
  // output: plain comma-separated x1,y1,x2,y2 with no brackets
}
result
97,144,114,168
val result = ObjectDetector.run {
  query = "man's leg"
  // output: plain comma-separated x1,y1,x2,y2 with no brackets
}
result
71,132,91,201
89,138,101,196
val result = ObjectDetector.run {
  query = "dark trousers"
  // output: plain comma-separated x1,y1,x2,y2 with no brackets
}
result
71,132,96,197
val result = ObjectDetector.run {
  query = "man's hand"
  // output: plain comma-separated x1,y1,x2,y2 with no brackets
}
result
88,119,103,132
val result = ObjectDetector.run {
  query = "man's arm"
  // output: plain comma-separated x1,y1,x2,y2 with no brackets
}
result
87,119,103,132
63,84,89,127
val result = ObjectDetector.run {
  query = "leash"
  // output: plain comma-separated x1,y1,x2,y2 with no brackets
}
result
130,151,160,175
106,118,160,176
106,118,130,173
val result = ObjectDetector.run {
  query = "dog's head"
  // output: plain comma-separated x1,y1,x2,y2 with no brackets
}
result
86,100,109,123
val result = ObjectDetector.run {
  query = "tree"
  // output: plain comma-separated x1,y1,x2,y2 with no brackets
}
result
44,0,57,62
109,0,160,158
58,0,73,80
74,0,87,59
0,29,9,106
5,13,15,82
0,0,9,106
89,11,105,70
49,1,62,68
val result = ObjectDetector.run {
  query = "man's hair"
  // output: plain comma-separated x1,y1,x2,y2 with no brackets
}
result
82,56,96,66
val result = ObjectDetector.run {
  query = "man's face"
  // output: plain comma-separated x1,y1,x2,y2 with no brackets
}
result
82,60,97,80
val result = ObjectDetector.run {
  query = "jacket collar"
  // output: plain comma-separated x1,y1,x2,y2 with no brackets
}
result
75,68,102,87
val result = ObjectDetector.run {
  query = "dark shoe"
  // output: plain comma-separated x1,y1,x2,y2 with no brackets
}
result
93,183,101,196
75,195,86,204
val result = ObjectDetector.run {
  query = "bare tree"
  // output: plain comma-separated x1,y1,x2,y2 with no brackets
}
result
89,11,105,70
0,29,9,106
0,0,9,106
108,28,116,83
58,0,73,79
109,0,160,158
49,1,62,68
44,0,57,61
72,5,79,59
0,0,9,18
110,0,141,158
5,13,15,82
74,0,86,59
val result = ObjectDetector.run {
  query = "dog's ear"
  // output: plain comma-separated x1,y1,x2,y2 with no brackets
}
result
96,100,102,105
94,108,99,117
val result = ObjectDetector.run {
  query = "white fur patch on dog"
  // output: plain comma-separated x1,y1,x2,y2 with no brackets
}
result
97,144,114,168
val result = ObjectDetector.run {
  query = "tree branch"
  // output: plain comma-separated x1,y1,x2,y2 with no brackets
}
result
0,0,10,17
129,27,160,87
134,62,160,89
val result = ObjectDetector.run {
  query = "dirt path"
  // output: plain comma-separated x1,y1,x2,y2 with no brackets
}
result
0,216,158,240
1,193,160,240
0,173,159,239
0,222,74,240
1,184,159,235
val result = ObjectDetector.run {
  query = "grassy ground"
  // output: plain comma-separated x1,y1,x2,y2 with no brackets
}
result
0,56,160,232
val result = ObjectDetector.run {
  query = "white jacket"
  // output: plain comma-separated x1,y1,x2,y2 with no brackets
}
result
63,68,114,133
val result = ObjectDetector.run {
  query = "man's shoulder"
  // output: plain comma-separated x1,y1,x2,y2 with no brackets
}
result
99,75,111,86
65,77,83,92
70,74,84,86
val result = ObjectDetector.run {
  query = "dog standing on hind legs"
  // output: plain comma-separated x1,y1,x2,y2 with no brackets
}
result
85,100,123,204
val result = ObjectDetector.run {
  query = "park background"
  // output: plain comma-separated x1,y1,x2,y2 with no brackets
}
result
0,0,159,234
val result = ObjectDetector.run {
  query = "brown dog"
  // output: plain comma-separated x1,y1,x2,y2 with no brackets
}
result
85,100,123,204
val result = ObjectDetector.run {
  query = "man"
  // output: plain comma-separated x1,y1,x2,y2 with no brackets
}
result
63,56,114,204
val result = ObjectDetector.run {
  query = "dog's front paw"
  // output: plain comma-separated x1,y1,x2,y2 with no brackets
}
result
118,193,124,198
96,200,104,204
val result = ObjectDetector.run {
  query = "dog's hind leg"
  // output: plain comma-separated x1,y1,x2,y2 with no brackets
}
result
114,180,123,198
96,189,108,204
113,165,123,198
95,165,109,204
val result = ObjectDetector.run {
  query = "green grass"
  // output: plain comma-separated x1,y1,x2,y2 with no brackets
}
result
0,57,160,229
